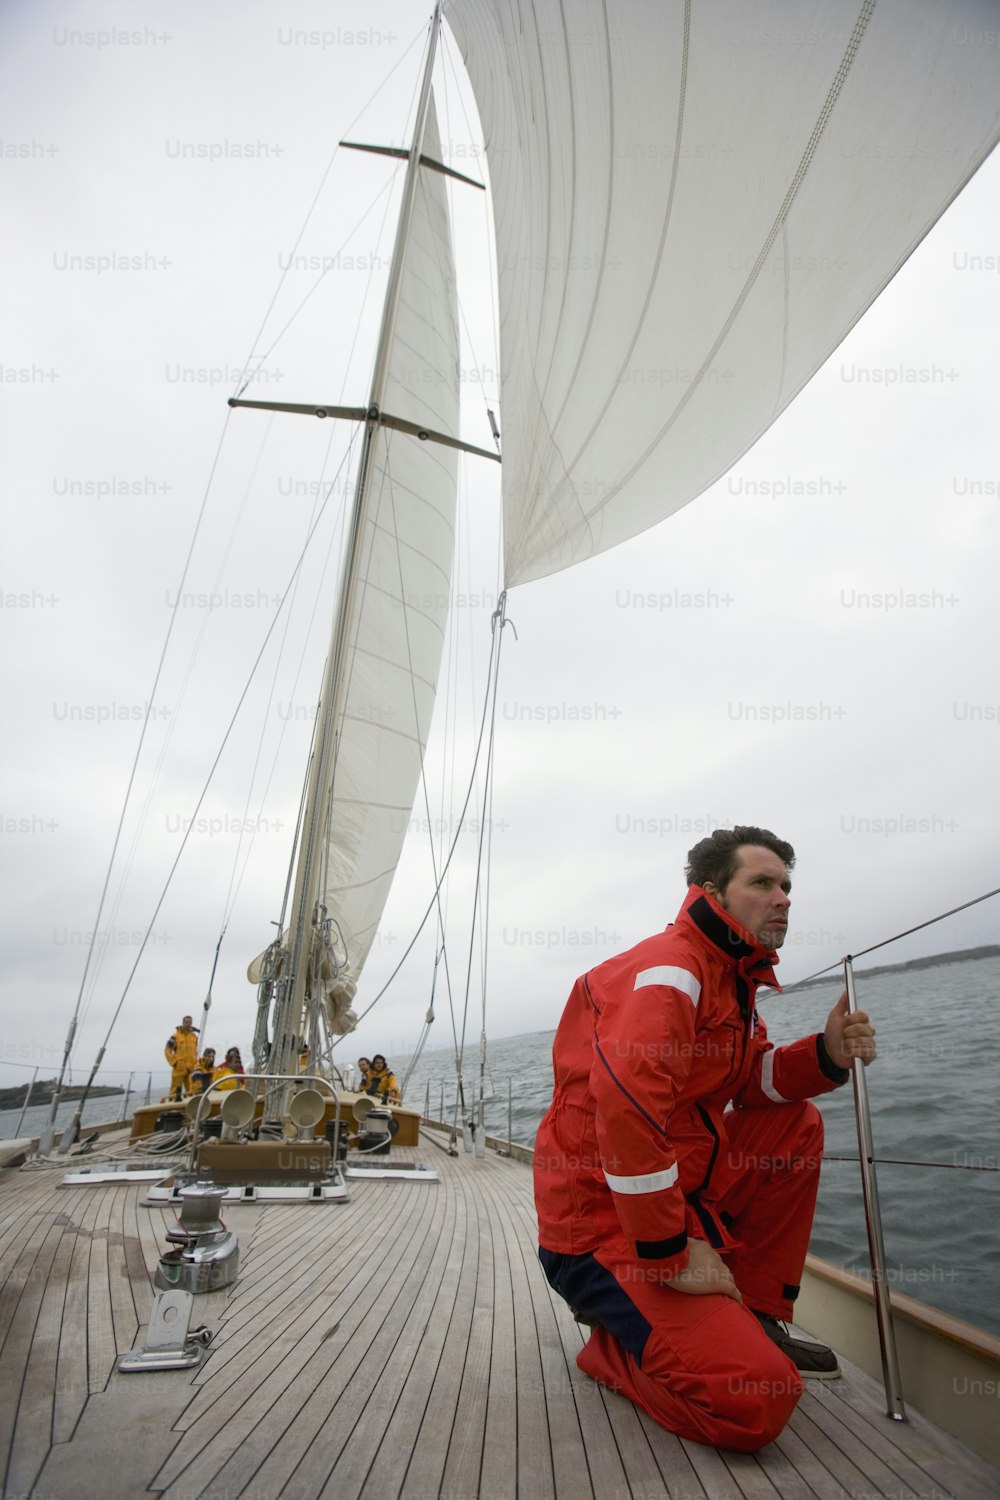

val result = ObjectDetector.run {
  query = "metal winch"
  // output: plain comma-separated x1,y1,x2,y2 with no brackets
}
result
154,1184,240,1294
356,1106,395,1156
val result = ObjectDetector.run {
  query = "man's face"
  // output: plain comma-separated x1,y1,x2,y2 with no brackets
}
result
181,1015,193,1030
705,844,791,949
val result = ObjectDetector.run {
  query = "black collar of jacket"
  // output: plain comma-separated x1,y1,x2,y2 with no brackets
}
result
677,885,780,987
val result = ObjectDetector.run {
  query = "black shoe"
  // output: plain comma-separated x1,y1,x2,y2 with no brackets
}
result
571,1307,599,1329
753,1311,841,1379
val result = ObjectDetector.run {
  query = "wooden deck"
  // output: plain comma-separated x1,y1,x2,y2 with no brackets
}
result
1,1130,997,1500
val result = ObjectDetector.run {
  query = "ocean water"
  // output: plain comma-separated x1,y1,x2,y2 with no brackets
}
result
0,1092,138,1142
398,952,1000,1338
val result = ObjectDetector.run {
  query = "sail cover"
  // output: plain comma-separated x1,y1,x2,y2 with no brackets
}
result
314,98,460,1022
446,0,1000,587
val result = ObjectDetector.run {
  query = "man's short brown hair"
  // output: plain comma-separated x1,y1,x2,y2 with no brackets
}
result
685,826,795,893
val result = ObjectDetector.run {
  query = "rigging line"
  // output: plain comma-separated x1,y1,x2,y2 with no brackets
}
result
431,458,472,1029
306,446,395,912
401,951,440,1097
270,682,323,963
0,1060,140,1076
190,410,284,925
213,626,327,1017
232,23,428,396
454,269,500,430
82,434,361,1061
406,582,465,1066
240,22,439,404
271,441,362,942
776,885,1000,995
439,23,489,199
480,712,497,1020
333,143,436,416
458,592,510,1067
471,485,506,1052
222,434,360,935
233,178,397,396
68,410,238,1048
452,468,488,1068
480,521,510,1001
79,407,282,1034
79,585,327,1087
822,1155,999,1173
384,453,461,1060
332,592,504,1036
197,930,227,1054
310,439,447,930
437,44,500,429
250,447,361,1069
440,468,465,881
845,886,1000,960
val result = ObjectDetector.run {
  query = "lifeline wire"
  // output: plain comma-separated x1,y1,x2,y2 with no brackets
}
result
777,885,1000,994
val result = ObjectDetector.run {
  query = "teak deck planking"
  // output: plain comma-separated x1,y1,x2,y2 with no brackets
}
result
0,1129,996,1500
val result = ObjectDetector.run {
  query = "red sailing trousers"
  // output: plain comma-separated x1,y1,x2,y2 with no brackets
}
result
573,1101,824,1451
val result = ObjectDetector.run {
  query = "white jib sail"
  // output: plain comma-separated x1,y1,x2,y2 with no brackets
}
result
446,0,1000,586
310,99,460,1030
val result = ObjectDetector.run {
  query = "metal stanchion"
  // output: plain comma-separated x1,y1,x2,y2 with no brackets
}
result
15,1068,39,1136
462,1076,473,1153
844,955,906,1421
495,1077,512,1157
475,1040,486,1159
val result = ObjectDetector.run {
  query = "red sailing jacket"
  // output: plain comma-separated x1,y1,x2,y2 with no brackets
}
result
533,885,848,1278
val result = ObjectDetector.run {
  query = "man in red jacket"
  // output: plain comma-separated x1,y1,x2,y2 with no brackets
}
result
534,825,876,1452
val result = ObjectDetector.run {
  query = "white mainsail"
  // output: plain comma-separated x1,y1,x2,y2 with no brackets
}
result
318,103,461,1020
252,96,460,1044
446,0,1000,586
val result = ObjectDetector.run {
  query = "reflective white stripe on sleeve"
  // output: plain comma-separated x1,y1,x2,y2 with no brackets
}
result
761,1049,789,1103
604,1162,679,1195
633,965,701,1007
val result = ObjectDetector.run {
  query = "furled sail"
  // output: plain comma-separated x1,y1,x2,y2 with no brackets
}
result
446,0,1000,587
253,98,460,1039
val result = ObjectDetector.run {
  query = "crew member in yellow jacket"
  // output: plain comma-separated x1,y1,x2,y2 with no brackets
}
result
212,1046,246,1092
190,1047,217,1093
164,1015,199,1098
365,1054,400,1102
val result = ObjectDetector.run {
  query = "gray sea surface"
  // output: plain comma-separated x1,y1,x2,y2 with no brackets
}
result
397,951,1000,1337
0,1092,136,1142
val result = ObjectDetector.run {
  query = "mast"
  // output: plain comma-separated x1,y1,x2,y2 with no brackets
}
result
267,5,446,1079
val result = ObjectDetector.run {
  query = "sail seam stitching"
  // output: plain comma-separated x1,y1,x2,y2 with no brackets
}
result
580,0,878,535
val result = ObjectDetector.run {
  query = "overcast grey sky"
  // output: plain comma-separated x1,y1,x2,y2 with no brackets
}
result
2,2,998,1095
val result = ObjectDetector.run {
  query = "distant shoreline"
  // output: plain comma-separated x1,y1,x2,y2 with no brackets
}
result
399,942,1000,1055
0,1082,123,1111
783,942,1000,991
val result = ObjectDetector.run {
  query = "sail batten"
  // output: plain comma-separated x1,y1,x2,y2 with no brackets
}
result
447,0,1000,586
